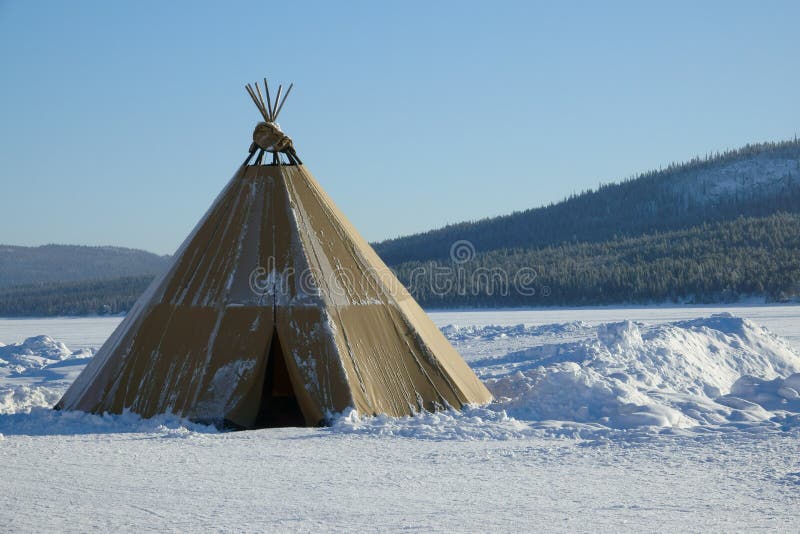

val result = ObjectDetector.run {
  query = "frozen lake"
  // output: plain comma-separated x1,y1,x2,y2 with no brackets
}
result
1,303,798,351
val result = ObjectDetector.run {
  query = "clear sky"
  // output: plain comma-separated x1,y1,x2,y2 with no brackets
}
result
1,1,798,255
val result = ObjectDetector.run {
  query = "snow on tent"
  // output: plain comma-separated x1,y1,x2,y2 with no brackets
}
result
55,79,492,428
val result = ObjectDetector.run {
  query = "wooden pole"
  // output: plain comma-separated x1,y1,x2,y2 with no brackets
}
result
263,78,273,122
273,83,293,120
254,82,270,121
272,84,283,119
245,84,268,121
242,149,257,167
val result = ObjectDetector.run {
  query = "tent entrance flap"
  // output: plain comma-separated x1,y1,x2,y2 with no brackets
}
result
254,329,306,428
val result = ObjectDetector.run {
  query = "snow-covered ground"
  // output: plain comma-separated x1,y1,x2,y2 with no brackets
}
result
2,306,800,531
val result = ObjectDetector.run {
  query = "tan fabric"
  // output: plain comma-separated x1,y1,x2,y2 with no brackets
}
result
56,164,492,427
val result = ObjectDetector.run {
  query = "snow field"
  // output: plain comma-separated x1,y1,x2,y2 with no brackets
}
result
2,422,799,532
2,308,800,531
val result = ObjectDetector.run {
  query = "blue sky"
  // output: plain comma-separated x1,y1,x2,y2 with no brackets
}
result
1,1,798,255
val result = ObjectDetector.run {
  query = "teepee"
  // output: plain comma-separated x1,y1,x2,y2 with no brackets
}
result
56,79,492,428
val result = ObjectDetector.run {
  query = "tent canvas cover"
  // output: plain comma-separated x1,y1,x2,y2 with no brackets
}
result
56,80,492,428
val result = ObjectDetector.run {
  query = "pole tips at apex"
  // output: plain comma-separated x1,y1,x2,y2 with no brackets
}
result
245,78,294,123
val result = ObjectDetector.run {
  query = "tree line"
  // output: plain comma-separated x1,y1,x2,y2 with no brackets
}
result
0,276,153,317
390,213,800,307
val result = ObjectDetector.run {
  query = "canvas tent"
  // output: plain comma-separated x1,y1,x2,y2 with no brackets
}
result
56,80,492,428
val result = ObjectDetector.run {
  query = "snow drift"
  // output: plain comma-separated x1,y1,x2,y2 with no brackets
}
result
460,313,800,431
0,335,93,415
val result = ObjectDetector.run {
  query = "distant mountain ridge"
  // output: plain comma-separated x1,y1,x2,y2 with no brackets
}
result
0,244,171,287
373,140,800,264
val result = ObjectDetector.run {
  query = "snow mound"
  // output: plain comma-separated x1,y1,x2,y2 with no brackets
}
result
0,336,96,418
0,385,63,415
720,373,800,413
470,314,800,430
0,335,90,373
597,320,643,349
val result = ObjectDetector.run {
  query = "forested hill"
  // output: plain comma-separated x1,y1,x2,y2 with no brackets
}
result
374,140,800,265
391,212,800,308
0,245,171,287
